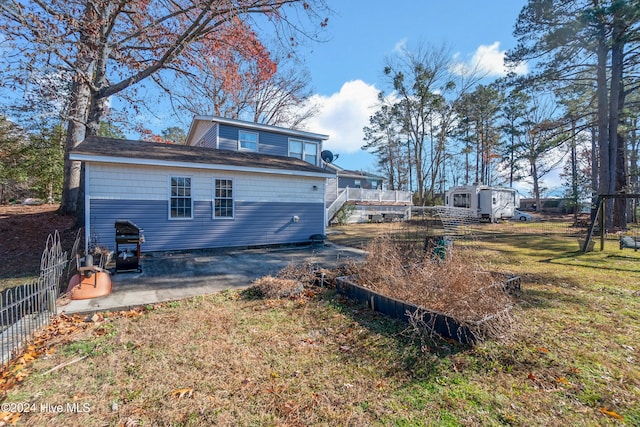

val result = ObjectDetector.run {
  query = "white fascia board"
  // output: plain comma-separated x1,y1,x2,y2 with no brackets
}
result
69,153,334,179
194,115,329,141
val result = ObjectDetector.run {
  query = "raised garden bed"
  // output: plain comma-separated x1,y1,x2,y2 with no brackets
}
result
336,275,518,345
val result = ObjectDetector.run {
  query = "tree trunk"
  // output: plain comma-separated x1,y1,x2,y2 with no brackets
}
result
591,123,599,223
570,118,578,221
58,79,91,215
595,10,611,228
610,9,626,229
532,161,541,213
58,2,99,216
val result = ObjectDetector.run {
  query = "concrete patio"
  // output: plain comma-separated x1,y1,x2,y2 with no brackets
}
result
59,243,365,314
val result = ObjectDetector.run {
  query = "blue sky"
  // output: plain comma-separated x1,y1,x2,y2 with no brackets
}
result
298,0,528,173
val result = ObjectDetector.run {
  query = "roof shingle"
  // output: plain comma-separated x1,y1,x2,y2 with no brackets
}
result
70,136,333,176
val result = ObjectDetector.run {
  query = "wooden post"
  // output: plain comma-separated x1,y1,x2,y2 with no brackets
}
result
600,198,605,251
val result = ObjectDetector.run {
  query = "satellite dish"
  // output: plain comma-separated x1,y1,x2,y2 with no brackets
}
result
321,150,336,164
321,150,334,164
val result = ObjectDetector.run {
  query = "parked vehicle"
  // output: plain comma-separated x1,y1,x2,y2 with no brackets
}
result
444,184,520,222
513,209,532,221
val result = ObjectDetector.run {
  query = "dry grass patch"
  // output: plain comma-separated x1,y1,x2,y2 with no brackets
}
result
6,292,434,426
349,235,516,341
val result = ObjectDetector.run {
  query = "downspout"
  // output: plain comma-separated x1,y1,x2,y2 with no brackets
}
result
84,163,91,255
323,177,327,233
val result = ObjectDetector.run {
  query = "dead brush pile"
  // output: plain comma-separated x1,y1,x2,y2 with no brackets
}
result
350,235,516,341
251,262,319,299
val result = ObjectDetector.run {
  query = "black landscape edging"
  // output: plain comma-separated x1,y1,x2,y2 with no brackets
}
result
336,276,478,344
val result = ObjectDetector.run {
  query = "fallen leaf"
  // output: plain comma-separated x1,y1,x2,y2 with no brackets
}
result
0,411,21,426
556,377,569,385
537,347,549,353
19,352,36,364
90,313,103,323
527,372,537,381
118,418,139,427
170,388,193,399
599,408,624,420
94,327,109,336
339,345,352,352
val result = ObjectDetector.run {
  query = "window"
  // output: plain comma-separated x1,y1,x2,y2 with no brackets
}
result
170,176,192,219
289,139,318,165
239,130,258,151
354,180,361,189
453,193,471,209
289,140,303,159
304,142,317,165
214,179,234,218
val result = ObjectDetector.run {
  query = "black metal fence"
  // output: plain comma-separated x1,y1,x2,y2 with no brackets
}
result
0,231,68,368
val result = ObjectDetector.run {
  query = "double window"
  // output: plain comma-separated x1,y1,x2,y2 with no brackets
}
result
168,177,234,219
289,139,318,165
170,176,192,219
214,179,234,218
239,130,258,151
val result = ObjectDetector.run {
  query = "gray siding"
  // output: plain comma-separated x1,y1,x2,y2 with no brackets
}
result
217,123,320,157
90,199,324,253
217,124,239,151
338,177,381,190
200,123,218,148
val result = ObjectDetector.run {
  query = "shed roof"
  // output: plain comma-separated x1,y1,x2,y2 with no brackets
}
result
70,136,334,178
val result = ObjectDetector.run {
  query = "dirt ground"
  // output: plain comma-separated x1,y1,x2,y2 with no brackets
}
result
0,204,78,279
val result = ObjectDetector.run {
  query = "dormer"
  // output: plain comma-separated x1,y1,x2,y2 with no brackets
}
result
184,115,329,167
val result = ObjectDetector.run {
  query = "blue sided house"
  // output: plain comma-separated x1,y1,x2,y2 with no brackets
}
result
69,115,332,254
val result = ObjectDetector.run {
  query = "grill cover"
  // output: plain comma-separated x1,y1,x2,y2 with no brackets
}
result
115,220,141,237
114,220,144,273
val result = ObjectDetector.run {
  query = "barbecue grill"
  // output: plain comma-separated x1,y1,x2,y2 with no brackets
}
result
114,220,144,273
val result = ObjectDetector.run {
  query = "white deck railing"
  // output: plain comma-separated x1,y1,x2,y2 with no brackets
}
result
343,188,412,203
326,188,348,222
326,187,413,223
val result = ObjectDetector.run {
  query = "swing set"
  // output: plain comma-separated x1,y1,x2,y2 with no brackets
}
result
581,193,640,253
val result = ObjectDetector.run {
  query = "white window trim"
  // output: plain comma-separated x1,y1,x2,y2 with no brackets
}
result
213,177,235,220
168,175,194,220
238,130,259,152
288,138,319,166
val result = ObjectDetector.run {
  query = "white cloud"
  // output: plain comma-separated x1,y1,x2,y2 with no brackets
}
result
453,42,528,77
305,80,380,154
393,38,408,53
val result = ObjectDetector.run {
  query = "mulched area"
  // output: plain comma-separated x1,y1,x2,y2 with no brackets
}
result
0,204,78,278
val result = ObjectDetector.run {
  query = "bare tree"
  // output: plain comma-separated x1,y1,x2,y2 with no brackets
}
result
0,0,329,217
518,97,568,211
